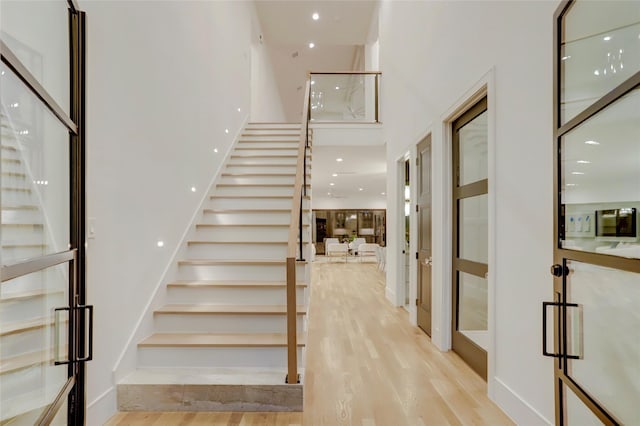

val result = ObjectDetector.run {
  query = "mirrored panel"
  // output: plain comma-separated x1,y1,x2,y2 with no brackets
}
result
458,271,488,349
1,65,70,264
566,260,640,425
459,194,488,264
0,0,70,116
561,2,640,124
0,263,69,423
561,87,639,258
459,110,488,186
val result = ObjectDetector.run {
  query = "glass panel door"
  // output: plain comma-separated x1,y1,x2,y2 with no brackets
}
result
452,97,488,380
1,1,88,424
551,1,640,424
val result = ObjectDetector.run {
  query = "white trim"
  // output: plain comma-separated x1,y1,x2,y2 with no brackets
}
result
110,114,249,382
87,386,117,426
385,286,396,304
494,377,552,426
395,152,411,310
436,69,496,396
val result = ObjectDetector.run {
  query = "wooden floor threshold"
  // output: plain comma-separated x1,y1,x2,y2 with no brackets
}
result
139,333,306,348
154,304,306,315
167,280,307,288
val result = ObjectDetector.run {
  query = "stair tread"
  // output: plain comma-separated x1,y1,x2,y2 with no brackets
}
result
168,280,307,288
1,288,64,302
156,304,306,314
1,223,44,227
139,333,306,347
120,367,298,385
1,205,38,210
235,147,301,151
1,243,47,248
188,241,288,245
203,209,310,213
178,259,306,266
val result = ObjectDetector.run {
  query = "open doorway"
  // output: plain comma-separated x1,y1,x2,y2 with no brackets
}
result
404,159,411,307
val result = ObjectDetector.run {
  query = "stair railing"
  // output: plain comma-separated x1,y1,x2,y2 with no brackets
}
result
285,77,311,384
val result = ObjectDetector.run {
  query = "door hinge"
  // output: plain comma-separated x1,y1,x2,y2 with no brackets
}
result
416,157,420,167
416,204,419,213
416,252,419,260
415,298,419,306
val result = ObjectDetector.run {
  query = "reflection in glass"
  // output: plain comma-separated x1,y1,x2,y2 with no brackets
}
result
459,111,488,186
561,2,640,124
309,73,378,122
566,261,640,425
564,384,604,426
0,0,70,116
1,65,70,264
458,272,488,348
0,263,69,422
459,195,488,264
561,87,639,259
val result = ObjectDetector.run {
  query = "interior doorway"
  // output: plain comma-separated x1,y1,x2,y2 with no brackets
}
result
404,159,411,307
416,135,432,335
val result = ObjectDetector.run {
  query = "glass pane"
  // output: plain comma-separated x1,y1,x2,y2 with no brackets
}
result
458,272,488,349
564,384,604,426
560,87,639,259
459,194,488,264
309,74,377,122
1,65,70,264
49,393,68,425
459,110,488,186
566,260,640,425
0,0,70,116
0,263,69,423
561,2,640,124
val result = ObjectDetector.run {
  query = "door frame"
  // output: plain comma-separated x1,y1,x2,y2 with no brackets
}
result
395,152,414,315
437,69,496,393
416,134,433,336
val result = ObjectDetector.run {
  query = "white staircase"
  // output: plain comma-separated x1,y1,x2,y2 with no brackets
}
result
1,117,70,424
117,123,312,412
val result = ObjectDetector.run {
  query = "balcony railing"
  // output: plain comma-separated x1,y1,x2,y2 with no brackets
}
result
308,72,381,123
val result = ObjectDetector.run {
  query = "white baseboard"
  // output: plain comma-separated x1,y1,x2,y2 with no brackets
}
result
493,377,552,426
385,286,396,305
87,386,117,426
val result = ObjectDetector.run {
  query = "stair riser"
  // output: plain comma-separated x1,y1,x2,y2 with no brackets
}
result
2,209,42,223
233,148,299,156
1,190,34,205
207,198,308,210
245,124,301,130
228,157,299,166
213,186,295,197
177,264,306,282
243,129,300,135
193,226,288,242
238,136,300,142
167,286,305,305
200,211,301,225
219,175,297,185
1,274,62,295
186,243,287,259
236,142,300,149
153,314,304,334
0,226,44,240
2,246,47,261
0,148,22,160
1,161,25,174
1,293,66,324
0,365,67,408
1,325,52,359
138,346,304,368
225,165,309,174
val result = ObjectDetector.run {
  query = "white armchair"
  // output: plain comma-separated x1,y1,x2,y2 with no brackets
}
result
357,243,378,262
326,242,349,262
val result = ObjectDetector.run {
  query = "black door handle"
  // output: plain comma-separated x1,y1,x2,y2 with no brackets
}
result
542,301,560,358
550,264,568,277
76,305,94,362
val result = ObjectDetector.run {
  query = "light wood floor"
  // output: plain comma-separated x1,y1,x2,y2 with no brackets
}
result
105,263,513,426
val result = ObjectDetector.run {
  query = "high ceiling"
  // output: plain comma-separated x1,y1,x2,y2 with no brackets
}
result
254,0,385,206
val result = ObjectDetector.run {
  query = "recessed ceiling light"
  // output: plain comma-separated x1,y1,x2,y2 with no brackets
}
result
571,172,585,175
336,158,343,162
594,70,600,76
312,12,319,20
225,129,229,134
309,42,315,49
214,148,219,153
327,192,331,196
381,192,386,196
237,107,241,112
157,240,164,247
335,86,340,90
330,183,335,186
576,160,591,164
332,173,338,177
566,183,577,187
191,187,196,192
561,55,571,61
603,36,611,41
311,80,315,85
359,188,364,191
585,140,600,145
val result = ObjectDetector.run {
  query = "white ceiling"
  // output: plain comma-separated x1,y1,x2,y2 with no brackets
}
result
255,1,385,206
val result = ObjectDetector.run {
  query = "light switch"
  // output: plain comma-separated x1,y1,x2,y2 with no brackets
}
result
88,217,96,239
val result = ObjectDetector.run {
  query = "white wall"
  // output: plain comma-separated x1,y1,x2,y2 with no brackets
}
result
312,196,386,210
82,1,281,423
379,0,558,424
